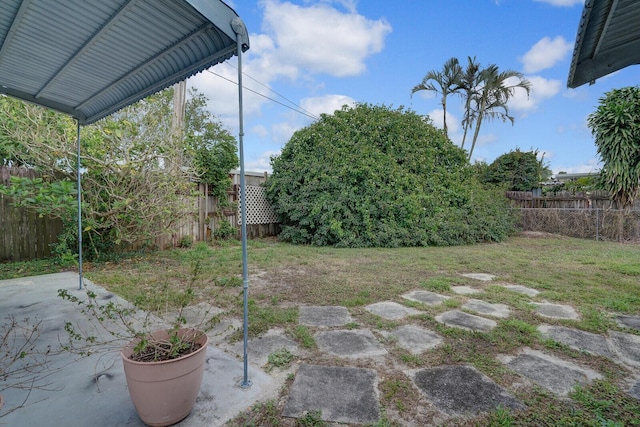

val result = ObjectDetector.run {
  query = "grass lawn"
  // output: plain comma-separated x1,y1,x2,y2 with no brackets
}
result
2,233,639,425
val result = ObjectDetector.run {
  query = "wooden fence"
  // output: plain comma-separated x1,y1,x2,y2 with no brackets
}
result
1,167,280,261
507,190,640,241
0,167,64,261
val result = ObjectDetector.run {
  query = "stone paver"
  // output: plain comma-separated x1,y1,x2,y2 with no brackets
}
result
499,348,602,395
537,325,615,358
402,290,450,306
299,305,353,327
435,310,497,332
365,301,422,320
413,365,525,416
315,329,387,358
386,325,443,355
230,330,298,367
532,302,580,320
461,273,496,281
616,314,640,332
501,284,540,297
629,381,640,400
283,364,380,424
462,299,510,318
451,286,481,295
609,331,640,366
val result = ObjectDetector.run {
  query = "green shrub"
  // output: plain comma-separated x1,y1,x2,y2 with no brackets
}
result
266,103,514,247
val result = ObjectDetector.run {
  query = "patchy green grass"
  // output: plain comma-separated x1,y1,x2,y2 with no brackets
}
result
4,234,640,426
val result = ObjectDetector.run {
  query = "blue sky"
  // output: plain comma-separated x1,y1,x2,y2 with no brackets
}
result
188,0,639,175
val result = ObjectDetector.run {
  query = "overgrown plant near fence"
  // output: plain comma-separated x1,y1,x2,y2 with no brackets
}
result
516,208,640,242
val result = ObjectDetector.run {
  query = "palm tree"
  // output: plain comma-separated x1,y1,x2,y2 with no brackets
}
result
467,65,531,160
411,57,462,138
458,56,481,149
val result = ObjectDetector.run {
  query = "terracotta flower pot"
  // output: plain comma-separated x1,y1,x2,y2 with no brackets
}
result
121,329,209,427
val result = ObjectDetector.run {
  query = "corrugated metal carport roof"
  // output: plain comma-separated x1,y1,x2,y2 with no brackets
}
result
0,0,249,124
568,0,640,88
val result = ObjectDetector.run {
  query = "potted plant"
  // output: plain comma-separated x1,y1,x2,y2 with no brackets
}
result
59,243,219,426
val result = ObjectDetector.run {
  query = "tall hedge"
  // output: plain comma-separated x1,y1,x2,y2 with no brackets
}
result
266,104,513,247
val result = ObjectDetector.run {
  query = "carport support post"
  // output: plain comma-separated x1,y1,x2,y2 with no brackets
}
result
76,120,83,290
234,18,251,389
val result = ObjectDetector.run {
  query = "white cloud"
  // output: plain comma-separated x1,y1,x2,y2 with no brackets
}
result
508,75,562,114
533,0,583,6
247,150,281,173
427,109,460,134
553,158,601,175
260,0,392,77
300,94,356,117
521,36,573,73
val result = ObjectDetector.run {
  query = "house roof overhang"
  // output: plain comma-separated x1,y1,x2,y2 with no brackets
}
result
0,0,249,124
567,0,640,88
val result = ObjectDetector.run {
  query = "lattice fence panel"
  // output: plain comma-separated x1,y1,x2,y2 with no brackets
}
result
238,185,278,225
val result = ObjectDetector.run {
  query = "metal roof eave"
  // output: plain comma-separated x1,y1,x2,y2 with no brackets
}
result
0,0,250,125
567,0,640,88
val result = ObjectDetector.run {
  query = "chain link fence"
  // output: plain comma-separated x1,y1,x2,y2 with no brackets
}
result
515,208,640,242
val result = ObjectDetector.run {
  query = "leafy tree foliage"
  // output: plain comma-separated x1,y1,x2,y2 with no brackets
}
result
412,57,462,138
587,86,640,210
412,57,531,159
482,149,551,191
0,88,237,260
266,104,514,247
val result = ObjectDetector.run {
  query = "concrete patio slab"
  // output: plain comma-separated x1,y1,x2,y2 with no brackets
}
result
537,325,615,358
435,310,497,332
532,302,580,320
462,299,511,318
0,272,279,427
314,329,387,358
498,348,602,395
386,324,443,355
461,273,496,281
299,305,353,328
451,285,481,295
500,284,540,297
282,364,380,424
364,301,422,320
229,329,298,367
413,365,525,416
402,290,450,306
615,314,640,332
608,331,640,366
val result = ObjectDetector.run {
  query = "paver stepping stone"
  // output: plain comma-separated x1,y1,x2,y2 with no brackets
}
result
230,331,298,367
538,325,615,358
615,314,640,331
402,290,450,306
462,299,510,318
498,348,602,395
461,273,496,281
501,284,540,297
387,324,443,354
532,302,580,320
435,310,497,332
451,285,481,295
283,364,380,424
365,301,422,320
315,329,387,358
629,381,640,400
299,306,353,327
608,331,640,366
413,365,525,416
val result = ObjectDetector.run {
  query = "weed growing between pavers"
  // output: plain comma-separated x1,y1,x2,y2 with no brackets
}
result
290,325,315,349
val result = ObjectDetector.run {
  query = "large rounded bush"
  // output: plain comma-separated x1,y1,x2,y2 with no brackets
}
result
266,104,513,247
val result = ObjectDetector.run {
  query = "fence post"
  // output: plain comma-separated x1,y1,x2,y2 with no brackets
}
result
595,208,599,241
